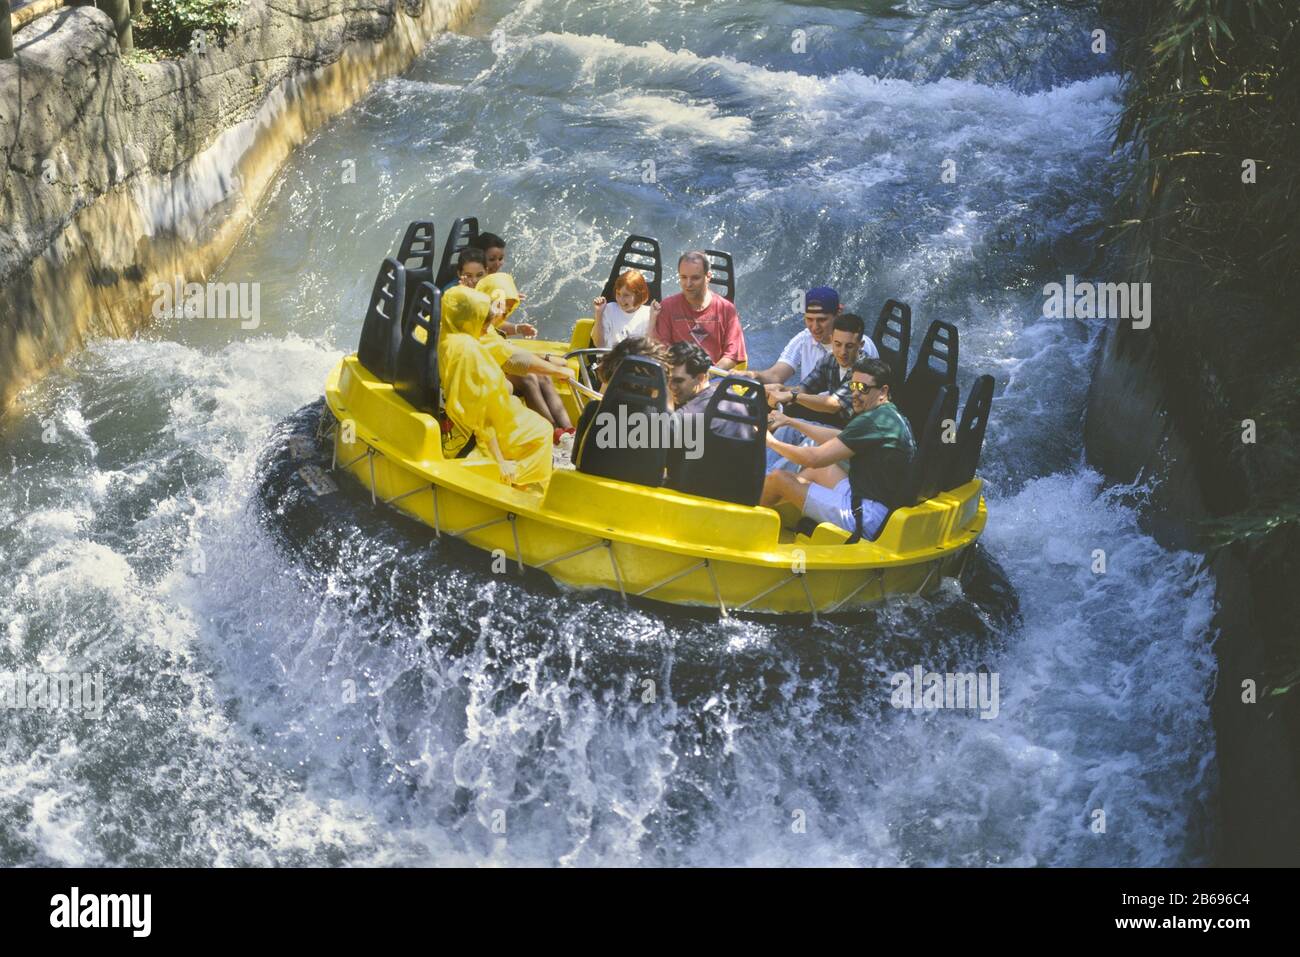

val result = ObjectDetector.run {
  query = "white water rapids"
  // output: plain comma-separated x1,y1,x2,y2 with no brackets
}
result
0,0,1216,865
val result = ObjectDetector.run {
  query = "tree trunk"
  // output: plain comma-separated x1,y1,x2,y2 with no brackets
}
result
1,0,14,62
101,0,133,53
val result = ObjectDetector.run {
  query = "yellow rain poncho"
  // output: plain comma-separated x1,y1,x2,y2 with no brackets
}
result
438,286,552,487
478,272,521,324
475,272,524,366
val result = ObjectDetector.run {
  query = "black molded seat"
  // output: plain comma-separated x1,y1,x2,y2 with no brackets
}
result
434,215,479,289
395,221,437,329
704,249,736,303
393,281,441,414
574,356,669,487
669,376,766,506
902,384,958,505
357,258,406,383
602,235,663,303
572,400,600,459
898,319,958,440
944,374,994,490
872,299,912,393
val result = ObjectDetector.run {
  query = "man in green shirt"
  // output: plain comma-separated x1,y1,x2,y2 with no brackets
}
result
761,357,915,540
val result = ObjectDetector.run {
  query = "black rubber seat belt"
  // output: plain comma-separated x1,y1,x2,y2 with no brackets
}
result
845,501,865,546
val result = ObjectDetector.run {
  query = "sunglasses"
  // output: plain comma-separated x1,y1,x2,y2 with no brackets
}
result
849,380,882,393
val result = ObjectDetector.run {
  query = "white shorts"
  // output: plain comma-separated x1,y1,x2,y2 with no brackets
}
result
802,477,890,539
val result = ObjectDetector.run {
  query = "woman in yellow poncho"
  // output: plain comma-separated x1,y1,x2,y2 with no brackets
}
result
439,285,553,487
476,272,575,431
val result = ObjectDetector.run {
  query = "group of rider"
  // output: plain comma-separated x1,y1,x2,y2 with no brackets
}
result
437,236,916,541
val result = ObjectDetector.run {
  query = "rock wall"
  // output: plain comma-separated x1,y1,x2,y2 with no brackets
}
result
0,0,478,412
1086,307,1300,866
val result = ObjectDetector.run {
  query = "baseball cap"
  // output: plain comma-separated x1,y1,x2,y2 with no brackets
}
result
805,286,839,313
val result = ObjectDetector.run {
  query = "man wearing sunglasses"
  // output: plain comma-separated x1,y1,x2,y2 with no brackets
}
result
760,357,915,541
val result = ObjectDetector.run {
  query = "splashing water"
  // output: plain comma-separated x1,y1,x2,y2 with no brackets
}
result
0,0,1216,866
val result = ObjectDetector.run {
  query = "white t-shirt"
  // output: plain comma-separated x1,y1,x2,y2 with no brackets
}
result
777,328,833,382
776,327,881,383
598,302,652,344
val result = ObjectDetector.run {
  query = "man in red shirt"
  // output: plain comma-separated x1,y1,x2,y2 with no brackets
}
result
651,251,748,369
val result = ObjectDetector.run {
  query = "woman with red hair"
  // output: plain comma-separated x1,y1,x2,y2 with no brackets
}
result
591,268,659,347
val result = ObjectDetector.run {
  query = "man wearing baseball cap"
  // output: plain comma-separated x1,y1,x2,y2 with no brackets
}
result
754,286,879,471
751,287,857,386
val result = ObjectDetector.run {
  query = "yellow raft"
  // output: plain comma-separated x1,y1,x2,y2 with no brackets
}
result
318,223,990,615
322,334,986,617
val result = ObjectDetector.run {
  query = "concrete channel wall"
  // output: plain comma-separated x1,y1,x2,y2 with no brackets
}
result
0,0,477,413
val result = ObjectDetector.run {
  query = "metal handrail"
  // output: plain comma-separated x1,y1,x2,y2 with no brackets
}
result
563,346,609,391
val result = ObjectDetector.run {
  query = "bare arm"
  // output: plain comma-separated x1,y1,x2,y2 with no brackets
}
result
769,383,844,416
794,391,843,414
765,432,853,469
503,351,575,379
591,298,606,347
485,433,517,484
751,361,795,385
770,410,841,445
500,320,537,338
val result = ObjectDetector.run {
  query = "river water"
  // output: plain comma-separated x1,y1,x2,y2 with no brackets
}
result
0,0,1217,865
